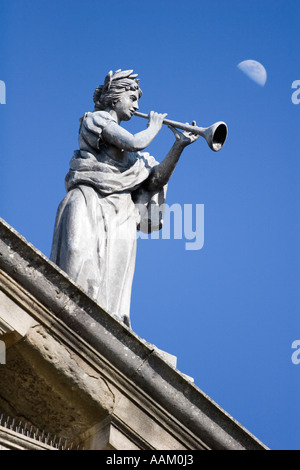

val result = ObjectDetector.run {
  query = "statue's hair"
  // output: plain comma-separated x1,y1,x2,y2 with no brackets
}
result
93,69,142,111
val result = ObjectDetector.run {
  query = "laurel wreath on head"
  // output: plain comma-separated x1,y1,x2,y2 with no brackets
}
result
93,69,140,105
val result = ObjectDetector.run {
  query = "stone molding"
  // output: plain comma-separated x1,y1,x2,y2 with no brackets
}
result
0,218,268,450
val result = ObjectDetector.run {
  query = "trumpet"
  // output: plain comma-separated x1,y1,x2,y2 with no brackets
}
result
134,111,228,152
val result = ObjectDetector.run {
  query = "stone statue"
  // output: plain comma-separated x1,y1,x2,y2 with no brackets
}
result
50,69,199,327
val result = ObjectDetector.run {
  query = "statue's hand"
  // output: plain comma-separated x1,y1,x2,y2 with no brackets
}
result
168,121,200,147
148,111,168,133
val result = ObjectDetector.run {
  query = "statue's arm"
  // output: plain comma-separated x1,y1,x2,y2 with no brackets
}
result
144,125,200,191
100,112,167,152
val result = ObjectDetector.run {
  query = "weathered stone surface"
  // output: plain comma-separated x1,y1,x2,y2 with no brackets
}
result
0,217,268,450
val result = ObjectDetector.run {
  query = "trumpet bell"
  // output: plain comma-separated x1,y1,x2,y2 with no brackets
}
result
204,121,228,152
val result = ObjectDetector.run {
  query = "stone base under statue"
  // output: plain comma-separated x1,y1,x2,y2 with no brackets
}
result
0,218,267,450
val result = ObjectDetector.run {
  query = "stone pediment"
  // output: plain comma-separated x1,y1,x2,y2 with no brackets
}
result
0,218,268,450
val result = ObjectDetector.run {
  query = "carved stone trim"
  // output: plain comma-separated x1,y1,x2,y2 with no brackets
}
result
0,217,268,450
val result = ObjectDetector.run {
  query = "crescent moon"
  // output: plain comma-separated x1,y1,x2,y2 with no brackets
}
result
237,60,267,87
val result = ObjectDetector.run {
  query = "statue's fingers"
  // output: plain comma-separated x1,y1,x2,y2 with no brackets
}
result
168,125,180,137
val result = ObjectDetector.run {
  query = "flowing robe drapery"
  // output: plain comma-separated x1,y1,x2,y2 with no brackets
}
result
50,111,167,326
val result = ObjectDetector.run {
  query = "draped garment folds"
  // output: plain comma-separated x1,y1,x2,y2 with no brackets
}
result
50,111,167,326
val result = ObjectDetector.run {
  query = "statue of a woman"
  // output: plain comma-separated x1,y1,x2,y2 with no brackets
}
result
50,69,199,327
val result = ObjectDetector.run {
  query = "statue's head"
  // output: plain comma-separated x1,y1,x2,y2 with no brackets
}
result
93,69,142,119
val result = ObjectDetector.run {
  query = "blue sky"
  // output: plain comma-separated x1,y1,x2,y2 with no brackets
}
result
0,0,299,450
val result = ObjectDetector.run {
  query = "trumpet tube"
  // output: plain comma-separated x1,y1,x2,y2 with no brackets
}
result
134,111,228,152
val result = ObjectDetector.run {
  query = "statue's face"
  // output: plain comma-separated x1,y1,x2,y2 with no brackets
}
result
114,89,139,121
